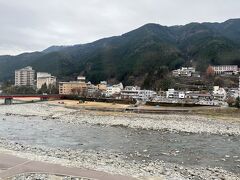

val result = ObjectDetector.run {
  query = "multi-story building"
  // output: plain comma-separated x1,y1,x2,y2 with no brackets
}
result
86,81,100,97
121,86,156,101
15,66,35,86
212,65,239,75
106,83,123,97
166,89,185,99
59,76,87,95
37,72,56,89
124,86,141,91
138,90,157,100
97,81,107,92
172,67,196,77
185,92,212,101
121,90,139,100
227,88,239,99
212,86,227,101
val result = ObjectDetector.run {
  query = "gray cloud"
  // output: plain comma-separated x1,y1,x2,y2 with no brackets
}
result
0,0,239,55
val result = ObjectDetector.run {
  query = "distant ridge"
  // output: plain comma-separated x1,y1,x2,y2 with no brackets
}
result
0,19,240,89
42,46,69,53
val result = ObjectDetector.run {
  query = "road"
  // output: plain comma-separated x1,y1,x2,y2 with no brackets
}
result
0,153,136,180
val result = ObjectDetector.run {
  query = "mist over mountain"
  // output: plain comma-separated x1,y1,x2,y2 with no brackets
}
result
0,19,240,88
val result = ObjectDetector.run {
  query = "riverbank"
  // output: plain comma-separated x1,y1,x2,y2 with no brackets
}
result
0,102,240,179
0,138,239,180
0,149,132,180
0,101,239,135
48,100,240,119
1,99,239,119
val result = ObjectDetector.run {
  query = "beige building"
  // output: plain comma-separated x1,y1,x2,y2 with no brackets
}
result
59,76,87,95
37,72,57,89
15,66,35,86
59,81,87,95
97,81,107,92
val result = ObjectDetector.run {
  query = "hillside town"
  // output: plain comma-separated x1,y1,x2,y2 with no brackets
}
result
1,2,240,180
0,65,239,107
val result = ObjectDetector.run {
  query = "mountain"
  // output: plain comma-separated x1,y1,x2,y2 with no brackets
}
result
0,19,240,89
42,46,69,53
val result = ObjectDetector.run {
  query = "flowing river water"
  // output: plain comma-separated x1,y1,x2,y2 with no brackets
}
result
0,114,239,175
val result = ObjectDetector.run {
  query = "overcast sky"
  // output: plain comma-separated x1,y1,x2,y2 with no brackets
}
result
0,0,239,55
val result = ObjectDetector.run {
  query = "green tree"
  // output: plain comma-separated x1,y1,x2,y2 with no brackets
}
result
37,83,48,94
2,85,36,94
48,84,59,94
37,83,59,94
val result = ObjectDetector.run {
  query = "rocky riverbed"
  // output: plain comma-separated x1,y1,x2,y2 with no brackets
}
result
0,102,240,179
0,102,240,135
8,173,90,180
1,138,239,180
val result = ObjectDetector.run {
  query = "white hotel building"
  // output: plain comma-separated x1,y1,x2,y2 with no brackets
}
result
121,86,157,101
212,65,239,75
37,72,57,89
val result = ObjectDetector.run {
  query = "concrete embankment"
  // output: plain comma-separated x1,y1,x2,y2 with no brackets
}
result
0,153,135,180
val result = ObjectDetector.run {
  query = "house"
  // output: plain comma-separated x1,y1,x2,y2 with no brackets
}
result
227,88,239,99
124,86,141,91
86,82,100,97
212,86,227,101
172,70,180,77
166,89,178,99
121,86,140,100
179,91,186,99
77,76,86,82
138,90,157,101
106,83,123,97
166,89,185,99
172,67,196,77
185,92,212,101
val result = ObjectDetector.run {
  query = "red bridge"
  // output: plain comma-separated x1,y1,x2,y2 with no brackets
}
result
0,94,63,105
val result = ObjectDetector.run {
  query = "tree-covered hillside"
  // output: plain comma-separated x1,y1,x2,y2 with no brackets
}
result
0,19,240,89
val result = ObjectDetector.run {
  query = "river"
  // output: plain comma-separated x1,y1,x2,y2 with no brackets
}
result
0,114,239,175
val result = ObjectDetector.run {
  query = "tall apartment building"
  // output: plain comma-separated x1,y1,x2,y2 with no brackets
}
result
37,72,57,89
15,66,35,86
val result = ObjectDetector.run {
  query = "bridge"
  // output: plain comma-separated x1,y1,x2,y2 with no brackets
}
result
0,94,63,105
